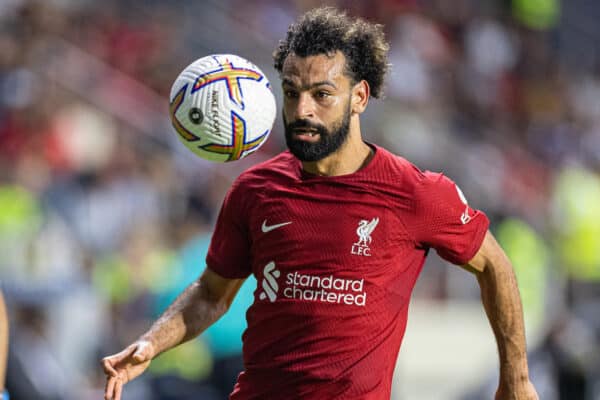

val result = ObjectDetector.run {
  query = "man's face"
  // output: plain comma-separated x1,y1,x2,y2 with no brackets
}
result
281,52,353,162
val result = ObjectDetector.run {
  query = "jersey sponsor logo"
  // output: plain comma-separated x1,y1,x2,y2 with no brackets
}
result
261,219,292,233
351,217,379,256
455,185,471,224
258,262,367,306
259,261,280,302
284,271,367,306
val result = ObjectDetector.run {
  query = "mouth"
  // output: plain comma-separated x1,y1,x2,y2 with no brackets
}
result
293,128,320,142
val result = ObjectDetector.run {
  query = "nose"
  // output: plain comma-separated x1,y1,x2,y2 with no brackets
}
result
293,92,315,120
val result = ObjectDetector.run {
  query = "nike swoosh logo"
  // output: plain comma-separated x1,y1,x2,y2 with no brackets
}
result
262,220,292,233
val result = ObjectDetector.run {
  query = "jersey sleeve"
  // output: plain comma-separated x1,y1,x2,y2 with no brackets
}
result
206,178,252,279
411,171,489,265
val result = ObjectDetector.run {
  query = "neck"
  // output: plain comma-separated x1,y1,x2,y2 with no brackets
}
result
301,119,373,176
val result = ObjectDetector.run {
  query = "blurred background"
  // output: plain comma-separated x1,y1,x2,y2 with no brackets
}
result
1,0,599,399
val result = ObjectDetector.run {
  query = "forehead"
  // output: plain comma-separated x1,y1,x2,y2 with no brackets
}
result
281,51,349,87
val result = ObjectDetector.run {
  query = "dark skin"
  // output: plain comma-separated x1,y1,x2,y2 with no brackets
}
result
102,51,538,400
102,269,244,400
281,51,372,176
464,231,538,399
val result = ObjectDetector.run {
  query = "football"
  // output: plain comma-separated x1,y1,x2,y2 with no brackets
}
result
169,54,276,162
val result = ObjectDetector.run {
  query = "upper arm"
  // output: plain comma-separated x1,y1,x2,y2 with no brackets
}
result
206,178,253,279
200,267,247,309
462,230,511,275
411,171,490,265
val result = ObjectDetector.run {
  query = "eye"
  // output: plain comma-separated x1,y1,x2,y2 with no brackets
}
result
284,89,298,99
316,91,330,99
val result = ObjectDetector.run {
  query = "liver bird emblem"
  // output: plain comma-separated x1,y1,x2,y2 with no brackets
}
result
355,217,379,246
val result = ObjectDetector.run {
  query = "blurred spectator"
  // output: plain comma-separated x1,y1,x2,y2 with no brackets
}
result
0,290,7,399
178,232,255,398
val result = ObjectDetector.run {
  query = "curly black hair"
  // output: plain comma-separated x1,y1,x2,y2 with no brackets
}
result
273,7,390,99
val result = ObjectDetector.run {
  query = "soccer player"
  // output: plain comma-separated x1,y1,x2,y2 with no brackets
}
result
103,7,539,400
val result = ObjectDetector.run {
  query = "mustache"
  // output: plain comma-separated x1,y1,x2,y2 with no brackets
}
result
286,119,326,131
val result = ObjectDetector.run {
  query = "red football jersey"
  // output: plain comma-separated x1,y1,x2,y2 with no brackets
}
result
206,144,489,399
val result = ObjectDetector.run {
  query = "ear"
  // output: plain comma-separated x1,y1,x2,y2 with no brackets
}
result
351,80,369,115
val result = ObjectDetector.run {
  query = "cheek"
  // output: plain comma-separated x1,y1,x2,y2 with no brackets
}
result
281,104,292,124
321,100,347,123
282,100,297,120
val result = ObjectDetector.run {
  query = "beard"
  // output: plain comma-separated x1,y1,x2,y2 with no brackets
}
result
283,103,351,162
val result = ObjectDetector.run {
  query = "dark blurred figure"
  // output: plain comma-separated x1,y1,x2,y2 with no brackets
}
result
0,291,8,400
6,303,67,400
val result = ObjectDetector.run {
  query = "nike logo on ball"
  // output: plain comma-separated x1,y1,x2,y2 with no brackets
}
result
262,220,292,233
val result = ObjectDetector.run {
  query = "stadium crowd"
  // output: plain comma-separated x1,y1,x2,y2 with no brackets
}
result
0,0,599,399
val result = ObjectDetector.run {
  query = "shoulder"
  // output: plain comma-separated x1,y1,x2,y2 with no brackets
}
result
243,150,298,176
231,151,298,192
370,144,431,192
369,145,461,207
217,152,297,218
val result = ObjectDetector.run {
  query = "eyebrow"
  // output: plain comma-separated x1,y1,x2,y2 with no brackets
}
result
281,78,338,90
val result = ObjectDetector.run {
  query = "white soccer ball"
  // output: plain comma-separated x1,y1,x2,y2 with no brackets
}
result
169,54,276,162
